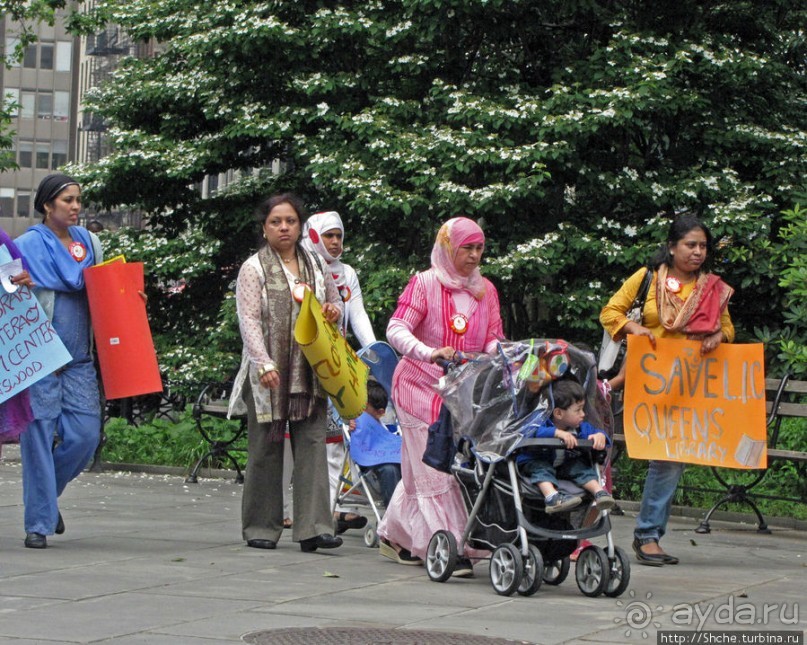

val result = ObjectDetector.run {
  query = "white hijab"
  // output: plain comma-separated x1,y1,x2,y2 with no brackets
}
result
302,211,347,295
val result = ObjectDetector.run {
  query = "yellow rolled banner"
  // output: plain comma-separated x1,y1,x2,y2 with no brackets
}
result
294,288,368,419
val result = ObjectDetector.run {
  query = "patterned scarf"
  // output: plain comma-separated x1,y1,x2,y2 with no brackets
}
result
656,264,734,338
257,243,325,441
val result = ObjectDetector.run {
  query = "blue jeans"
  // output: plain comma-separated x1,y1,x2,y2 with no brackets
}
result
520,457,598,489
360,463,401,508
634,460,685,542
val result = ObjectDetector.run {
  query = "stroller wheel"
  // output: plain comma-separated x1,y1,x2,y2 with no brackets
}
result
604,546,631,598
426,530,458,582
542,556,571,586
575,545,610,597
517,544,544,597
364,525,379,548
489,544,523,596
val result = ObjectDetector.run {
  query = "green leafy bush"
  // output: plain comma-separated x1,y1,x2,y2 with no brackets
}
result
103,409,246,470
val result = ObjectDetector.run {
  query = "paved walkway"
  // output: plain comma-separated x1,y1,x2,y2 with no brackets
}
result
0,458,804,644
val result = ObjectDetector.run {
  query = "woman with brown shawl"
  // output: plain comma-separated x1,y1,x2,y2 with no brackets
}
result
600,214,734,567
228,193,344,553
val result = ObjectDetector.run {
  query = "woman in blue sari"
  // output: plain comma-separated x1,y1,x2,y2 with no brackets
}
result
14,173,101,549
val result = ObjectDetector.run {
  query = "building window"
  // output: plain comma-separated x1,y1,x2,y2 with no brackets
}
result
54,91,69,121
52,140,67,168
0,189,14,219
5,38,21,67
4,89,20,117
37,93,52,119
35,144,49,169
23,45,37,68
17,194,31,218
18,141,33,168
208,174,219,196
55,41,72,72
21,92,35,119
40,43,54,70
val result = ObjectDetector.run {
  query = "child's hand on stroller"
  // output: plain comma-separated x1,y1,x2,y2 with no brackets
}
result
555,429,577,448
591,433,607,450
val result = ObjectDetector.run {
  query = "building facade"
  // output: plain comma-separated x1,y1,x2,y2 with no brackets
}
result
1,13,79,236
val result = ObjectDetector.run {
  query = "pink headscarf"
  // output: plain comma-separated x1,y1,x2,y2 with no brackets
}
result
430,217,486,300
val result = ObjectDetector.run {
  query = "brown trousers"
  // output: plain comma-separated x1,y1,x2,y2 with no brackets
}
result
241,381,332,543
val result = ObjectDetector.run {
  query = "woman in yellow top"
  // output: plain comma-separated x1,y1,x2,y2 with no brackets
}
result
600,214,734,566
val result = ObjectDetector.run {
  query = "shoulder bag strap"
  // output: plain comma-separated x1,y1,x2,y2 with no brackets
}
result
632,267,654,317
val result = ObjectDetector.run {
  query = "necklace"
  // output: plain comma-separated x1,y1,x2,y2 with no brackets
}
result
282,255,294,264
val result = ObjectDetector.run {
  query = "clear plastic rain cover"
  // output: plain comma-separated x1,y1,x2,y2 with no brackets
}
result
433,340,612,463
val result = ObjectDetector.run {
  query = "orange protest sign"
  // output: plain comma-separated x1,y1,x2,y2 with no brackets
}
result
624,336,767,469
84,262,163,400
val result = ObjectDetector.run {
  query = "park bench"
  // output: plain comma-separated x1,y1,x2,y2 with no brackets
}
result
185,381,246,484
611,373,807,534
694,374,807,533
91,377,188,471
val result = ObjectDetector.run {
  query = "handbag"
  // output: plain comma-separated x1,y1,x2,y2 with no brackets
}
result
598,267,653,379
422,403,456,473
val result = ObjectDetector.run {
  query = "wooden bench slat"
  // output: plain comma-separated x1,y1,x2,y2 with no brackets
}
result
765,377,807,394
771,401,807,417
783,381,807,395
767,449,807,463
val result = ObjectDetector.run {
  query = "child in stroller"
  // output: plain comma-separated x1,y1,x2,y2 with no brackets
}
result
349,380,402,509
424,340,630,598
517,379,615,514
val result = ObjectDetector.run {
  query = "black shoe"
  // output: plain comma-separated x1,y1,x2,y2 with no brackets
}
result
25,533,47,549
660,551,679,565
300,534,343,553
452,557,475,578
55,513,65,535
246,539,277,550
632,538,666,566
335,512,368,535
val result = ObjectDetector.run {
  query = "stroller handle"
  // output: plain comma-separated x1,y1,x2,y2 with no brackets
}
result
435,353,466,373
517,437,601,450
516,437,608,464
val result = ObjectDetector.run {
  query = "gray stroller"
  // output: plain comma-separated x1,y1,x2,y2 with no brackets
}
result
424,340,631,598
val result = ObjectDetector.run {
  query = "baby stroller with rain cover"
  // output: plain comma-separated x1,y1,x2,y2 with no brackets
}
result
424,339,630,598
332,341,400,548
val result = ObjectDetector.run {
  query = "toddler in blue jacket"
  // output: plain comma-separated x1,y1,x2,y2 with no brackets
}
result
517,379,615,514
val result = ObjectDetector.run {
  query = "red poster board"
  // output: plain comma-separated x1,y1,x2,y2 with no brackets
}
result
84,262,162,400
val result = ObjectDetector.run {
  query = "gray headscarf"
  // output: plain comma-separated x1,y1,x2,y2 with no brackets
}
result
34,173,79,215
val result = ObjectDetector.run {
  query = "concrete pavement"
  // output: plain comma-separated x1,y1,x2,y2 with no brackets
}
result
0,456,804,644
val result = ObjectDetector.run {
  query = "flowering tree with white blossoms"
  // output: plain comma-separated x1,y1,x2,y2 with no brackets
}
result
64,0,805,386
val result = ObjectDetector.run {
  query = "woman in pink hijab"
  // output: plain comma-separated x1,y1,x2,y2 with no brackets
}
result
378,217,504,577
